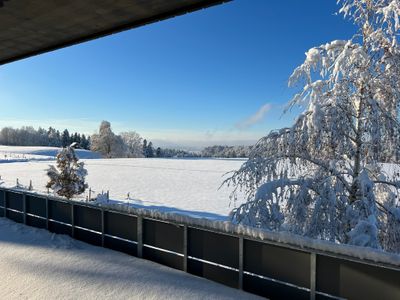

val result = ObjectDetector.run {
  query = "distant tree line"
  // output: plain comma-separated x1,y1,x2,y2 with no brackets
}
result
0,122,252,159
0,126,90,149
155,147,200,158
90,121,199,158
201,145,252,158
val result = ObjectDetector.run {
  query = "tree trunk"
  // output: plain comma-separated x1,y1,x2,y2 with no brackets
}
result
350,88,365,203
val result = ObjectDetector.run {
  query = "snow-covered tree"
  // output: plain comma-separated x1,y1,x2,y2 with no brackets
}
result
147,141,155,158
46,143,88,199
225,0,400,252
120,131,144,158
61,129,70,147
91,121,125,158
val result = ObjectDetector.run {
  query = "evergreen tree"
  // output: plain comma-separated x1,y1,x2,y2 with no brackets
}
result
87,136,91,150
143,139,148,157
46,143,88,199
61,129,70,147
147,142,154,158
47,127,56,146
156,147,162,157
55,130,61,147
81,134,89,150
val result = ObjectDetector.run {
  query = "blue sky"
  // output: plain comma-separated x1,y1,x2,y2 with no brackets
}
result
0,0,356,149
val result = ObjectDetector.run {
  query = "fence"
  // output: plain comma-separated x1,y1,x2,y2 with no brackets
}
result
0,187,398,300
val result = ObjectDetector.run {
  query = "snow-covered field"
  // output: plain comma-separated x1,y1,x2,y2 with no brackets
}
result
0,147,246,219
0,145,101,161
0,218,259,299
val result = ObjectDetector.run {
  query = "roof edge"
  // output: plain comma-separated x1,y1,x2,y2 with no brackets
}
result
0,0,231,66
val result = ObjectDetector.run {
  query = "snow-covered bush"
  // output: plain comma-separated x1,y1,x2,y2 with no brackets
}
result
46,143,88,199
225,0,400,252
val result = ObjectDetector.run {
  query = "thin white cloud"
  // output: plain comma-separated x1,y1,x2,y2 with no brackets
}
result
235,103,272,129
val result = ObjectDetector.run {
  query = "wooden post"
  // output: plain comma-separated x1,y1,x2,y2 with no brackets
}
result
239,236,244,290
310,252,316,300
137,216,143,258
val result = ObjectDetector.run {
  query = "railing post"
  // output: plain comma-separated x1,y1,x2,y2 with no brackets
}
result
101,209,105,247
137,216,143,258
239,236,244,290
71,203,75,238
45,196,49,230
22,193,26,224
3,190,6,218
183,225,188,272
310,252,316,300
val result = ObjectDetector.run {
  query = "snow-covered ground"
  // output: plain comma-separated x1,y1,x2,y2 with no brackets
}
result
0,148,246,219
0,145,101,161
0,218,259,299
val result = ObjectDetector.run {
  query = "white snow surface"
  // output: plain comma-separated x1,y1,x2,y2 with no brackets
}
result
0,218,259,300
0,156,246,219
0,145,101,160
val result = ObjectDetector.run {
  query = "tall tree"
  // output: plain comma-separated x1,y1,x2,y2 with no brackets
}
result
61,129,70,147
80,134,89,150
156,147,162,157
142,139,148,157
120,131,144,158
90,121,125,158
225,0,400,252
147,141,155,158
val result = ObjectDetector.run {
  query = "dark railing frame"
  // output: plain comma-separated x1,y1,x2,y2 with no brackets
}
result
0,187,398,300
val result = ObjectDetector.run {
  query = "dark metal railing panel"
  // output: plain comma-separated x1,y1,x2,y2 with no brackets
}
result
73,205,101,232
187,258,239,288
26,195,47,218
26,215,47,229
244,239,311,288
0,190,4,207
48,220,72,236
104,211,137,242
243,274,310,300
74,227,102,246
6,209,23,223
0,187,398,300
143,246,184,270
316,255,339,296
48,199,72,224
104,235,137,256
143,219,183,254
188,227,239,268
316,255,400,300
6,191,23,211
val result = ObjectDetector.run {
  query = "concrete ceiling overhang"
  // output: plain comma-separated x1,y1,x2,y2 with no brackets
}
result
0,0,230,65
